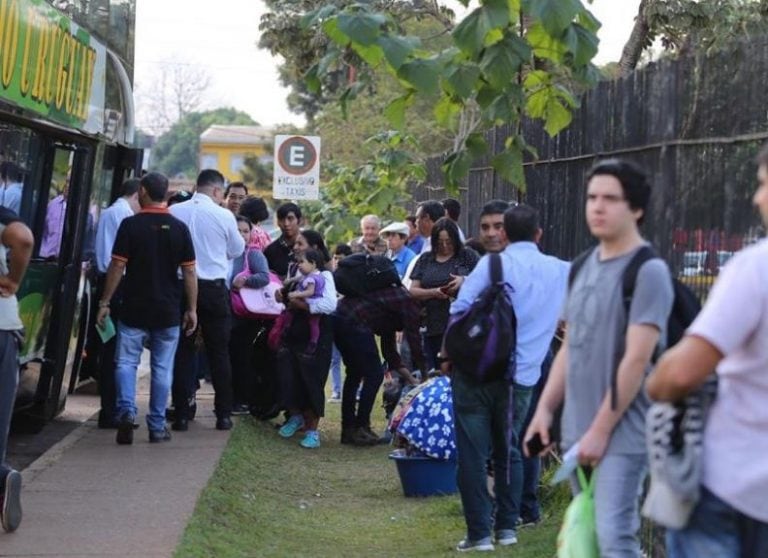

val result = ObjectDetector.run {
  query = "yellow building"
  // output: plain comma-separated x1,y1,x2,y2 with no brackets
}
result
199,125,273,182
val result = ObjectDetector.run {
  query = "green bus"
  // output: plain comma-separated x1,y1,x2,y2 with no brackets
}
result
0,0,142,431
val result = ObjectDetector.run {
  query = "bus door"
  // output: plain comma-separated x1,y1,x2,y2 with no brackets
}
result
14,140,95,429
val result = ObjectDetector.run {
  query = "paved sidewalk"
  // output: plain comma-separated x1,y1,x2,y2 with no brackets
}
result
0,378,230,557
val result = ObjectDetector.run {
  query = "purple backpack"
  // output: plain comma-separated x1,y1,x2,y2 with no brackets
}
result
442,253,516,381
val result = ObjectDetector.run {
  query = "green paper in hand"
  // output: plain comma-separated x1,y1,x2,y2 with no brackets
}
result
96,316,116,343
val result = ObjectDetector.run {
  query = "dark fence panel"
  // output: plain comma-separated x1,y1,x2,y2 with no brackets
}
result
411,36,768,300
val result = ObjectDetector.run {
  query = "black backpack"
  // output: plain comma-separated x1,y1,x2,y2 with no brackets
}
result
442,253,517,382
334,253,401,297
569,245,701,408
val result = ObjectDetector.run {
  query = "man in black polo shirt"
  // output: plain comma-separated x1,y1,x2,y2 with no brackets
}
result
264,202,301,279
97,172,197,445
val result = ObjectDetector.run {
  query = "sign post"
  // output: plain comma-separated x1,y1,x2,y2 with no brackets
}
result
273,135,321,201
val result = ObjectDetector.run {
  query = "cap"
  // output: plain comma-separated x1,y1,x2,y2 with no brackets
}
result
380,222,409,237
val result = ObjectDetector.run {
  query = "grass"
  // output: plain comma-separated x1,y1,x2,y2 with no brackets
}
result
175,401,568,558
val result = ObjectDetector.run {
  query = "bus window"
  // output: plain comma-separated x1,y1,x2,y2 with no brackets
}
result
39,150,74,260
0,124,36,226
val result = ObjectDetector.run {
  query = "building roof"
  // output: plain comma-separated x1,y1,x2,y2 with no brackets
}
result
200,125,272,146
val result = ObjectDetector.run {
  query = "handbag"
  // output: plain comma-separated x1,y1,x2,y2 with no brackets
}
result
230,249,285,320
557,466,599,558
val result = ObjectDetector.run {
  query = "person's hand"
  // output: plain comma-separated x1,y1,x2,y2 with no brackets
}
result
577,425,610,467
440,359,452,376
288,291,299,300
182,310,198,337
96,306,110,328
523,409,555,458
0,276,20,297
398,367,419,386
232,276,246,290
288,298,309,311
432,287,449,300
444,274,464,296
275,289,284,303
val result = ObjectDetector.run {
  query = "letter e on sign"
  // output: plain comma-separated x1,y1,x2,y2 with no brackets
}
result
273,135,321,201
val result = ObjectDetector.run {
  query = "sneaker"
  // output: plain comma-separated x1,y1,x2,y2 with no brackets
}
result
299,430,321,449
456,537,494,552
278,415,304,438
115,412,135,445
149,427,172,443
351,426,378,446
328,392,341,403
0,470,22,532
495,529,518,546
516,515,540,528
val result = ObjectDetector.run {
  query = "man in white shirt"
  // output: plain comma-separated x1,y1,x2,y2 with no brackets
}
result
648,145,768,557
0,162,23,216
169,169,244,431
92,179,140,428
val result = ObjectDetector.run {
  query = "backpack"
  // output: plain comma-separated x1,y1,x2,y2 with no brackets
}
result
568,244,701,408
334,253,401,297
442,253,516,382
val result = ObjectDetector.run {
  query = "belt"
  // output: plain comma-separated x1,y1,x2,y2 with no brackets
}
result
198,278,226,287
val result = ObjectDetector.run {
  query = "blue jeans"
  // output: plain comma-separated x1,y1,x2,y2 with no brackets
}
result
0,331,20,479
453,371,533,541
667,487,768,558
115,322,180,432
329,343,342,394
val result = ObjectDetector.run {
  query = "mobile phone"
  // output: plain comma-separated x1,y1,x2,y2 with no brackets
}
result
525,433,547,456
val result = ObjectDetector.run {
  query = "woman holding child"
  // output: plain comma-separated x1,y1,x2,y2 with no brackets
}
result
275,230,337,448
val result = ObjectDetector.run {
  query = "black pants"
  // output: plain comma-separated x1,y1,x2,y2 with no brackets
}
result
172,280,233,418
90,273,122,425
229,318,266,407
331,314,384,429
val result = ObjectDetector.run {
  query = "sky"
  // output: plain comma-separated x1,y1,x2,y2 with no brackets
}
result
133,0,641,133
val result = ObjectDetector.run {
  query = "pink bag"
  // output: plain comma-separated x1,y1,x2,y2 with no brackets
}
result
230,249,285,320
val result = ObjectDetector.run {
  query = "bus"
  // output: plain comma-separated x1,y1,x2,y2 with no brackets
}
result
0,0,141,431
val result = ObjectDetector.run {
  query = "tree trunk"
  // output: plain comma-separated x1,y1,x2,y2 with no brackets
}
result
618,0,651,76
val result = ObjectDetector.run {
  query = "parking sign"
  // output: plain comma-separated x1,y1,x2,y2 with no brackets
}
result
273,135,321,200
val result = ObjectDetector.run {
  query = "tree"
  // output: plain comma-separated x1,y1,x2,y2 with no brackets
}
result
150,108,256,178
619,0,768,75
137,59,213,135
301,131,426,245
259,0,455,129
240,155,275,207
301,0,601,190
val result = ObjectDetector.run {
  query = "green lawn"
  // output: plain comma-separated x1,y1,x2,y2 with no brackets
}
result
175,402,568,558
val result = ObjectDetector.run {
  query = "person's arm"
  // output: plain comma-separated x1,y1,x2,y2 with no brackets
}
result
289,278,315,300
647,336,722,401
523,334,568,456
180,263,198,336
577,323,660,466
96,257,126,327
225,214,246,260
409,278,449,301
304,271,337,315
447,255,490,316
0,221,34,297
242,250,270,289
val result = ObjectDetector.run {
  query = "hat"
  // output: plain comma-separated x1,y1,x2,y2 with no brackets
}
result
380,222,409,237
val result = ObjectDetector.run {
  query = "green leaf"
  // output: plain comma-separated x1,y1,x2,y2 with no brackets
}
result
379,35,420,70
384,92,414,129
528,0,580,36
323,18,350,47
337,12,386,46
304,64,321,94
465,133,488,159
397,58,441,96
300,5,337,29
492,146,525,188
576,8,601,33
526,22,567,62
480,35,530,89
543,98,572,136
352,42,385,66
442,150,474,189
485,94,515,124
563,23,599,66
445,62,481,99
475,85,499,109
452,0,510,56
434,95,462,128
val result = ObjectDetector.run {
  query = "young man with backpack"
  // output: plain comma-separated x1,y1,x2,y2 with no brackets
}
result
446,204,569,552
525,159,674,558
646,145,768,557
